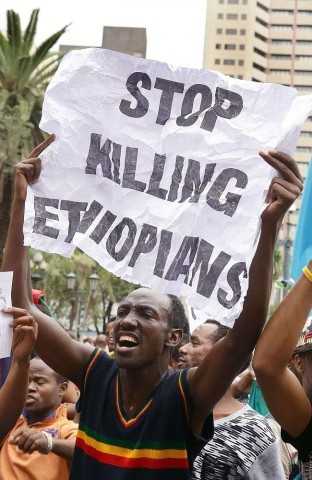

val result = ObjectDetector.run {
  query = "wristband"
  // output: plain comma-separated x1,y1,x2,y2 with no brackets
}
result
42,431,53,453
303,266,312,284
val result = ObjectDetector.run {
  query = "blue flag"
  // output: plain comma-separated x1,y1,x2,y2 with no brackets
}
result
291,160,312,280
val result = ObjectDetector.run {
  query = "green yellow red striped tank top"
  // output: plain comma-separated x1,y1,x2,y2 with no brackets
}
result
70,350,213,479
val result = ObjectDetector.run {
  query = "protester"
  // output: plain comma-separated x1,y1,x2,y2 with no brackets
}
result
105,319,117,353
2,136,301,479
94,334,108,351
0,338,78,480
0,309,37,442
179,321,285,479
253,262,312,479
231,367,270,414
82,337,94,346
231,365,297,477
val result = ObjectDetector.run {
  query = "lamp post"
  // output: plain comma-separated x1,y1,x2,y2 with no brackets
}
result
65,271,99,339
31,251,47,289
89,272,99,293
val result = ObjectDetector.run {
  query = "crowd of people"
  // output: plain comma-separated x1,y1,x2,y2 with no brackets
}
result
0,135,311,479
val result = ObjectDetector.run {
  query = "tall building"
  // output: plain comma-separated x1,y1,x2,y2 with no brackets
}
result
203,0,312,276
203,0,270,82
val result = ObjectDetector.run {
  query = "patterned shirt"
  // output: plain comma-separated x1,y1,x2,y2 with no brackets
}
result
282,416,312,480
192,405,285,479
70,350,213,479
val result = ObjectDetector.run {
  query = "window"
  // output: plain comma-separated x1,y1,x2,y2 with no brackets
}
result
241,14,247,20
224,59,235,65
240,29,246,35
216,43,222,49
256,17,268,27
218,13,224,19
217,28,223,34
227,13,238,19
226,28,237,34
271,39,291,44
240,44,245,50
225,43,236,50
254,47,266,57
253,62,266,72
255,32,268,42
257,2,269,12
215,59,221,65
297,146,312,152
271,54,291,59
228,0,239,4
219,0,224,3
242,0,248,4
295,70,312,75
238,60,245,66
271,25,292,30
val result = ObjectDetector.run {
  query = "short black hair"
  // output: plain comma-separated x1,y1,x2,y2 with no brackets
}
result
167,294,190,337
204,319,230,343
204,320,251,373
32,355,68,385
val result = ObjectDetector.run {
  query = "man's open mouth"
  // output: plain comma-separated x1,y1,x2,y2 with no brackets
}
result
117,334,139,349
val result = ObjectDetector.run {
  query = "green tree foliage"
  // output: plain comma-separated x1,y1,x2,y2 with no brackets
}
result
30,249,136,335
0,9,67,255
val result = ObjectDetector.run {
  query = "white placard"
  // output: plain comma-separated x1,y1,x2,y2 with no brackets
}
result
0,272,13,359
23,49,312,326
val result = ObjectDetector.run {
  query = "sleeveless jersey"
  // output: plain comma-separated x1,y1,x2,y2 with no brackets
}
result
70,350,213,479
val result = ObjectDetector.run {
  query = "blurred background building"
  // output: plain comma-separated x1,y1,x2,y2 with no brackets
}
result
102,26,146,57
203,0,312,281
60,26,146,58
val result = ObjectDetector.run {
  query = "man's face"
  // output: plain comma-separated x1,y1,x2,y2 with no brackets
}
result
178,323,218,368
24,358,66,416
114,288,172,369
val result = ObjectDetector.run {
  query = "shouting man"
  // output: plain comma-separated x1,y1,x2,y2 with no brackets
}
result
2,135,302,479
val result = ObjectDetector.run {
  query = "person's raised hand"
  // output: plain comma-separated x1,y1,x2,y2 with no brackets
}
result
4,307,38,364
14,134,55,202
259,150,303,227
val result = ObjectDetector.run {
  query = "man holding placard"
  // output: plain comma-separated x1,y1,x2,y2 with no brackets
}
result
3,49,308,478
3,134,301,480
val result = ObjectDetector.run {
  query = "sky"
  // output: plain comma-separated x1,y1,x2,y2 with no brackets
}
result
0,0,207,69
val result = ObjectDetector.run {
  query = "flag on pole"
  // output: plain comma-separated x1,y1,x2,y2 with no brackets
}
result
291,160,312,280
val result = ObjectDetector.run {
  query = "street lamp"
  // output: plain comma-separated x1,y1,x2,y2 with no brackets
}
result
88,272,99,292
66,272,77,291
31,252,46,288
65,271,99,339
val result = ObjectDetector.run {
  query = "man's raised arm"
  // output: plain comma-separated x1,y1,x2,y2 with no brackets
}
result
187,151,303,433
1,136,93,388
253,263,312,438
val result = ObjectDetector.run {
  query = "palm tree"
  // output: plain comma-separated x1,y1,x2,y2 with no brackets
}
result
0,9,67,255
